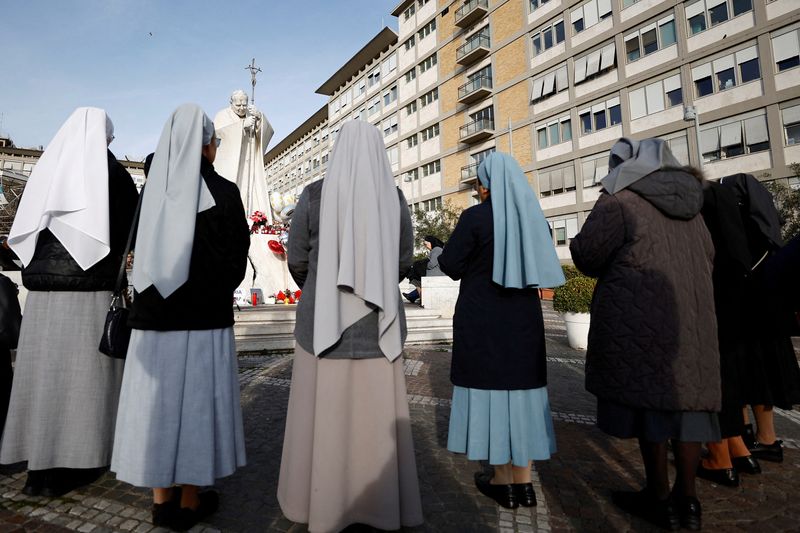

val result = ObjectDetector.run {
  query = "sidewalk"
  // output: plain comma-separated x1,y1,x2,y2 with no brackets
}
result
1,303,799,532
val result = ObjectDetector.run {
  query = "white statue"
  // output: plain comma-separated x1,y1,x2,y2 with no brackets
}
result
213,89,274,217
214,89,296,303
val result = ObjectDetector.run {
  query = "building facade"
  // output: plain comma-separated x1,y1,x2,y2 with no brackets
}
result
267,0,800,258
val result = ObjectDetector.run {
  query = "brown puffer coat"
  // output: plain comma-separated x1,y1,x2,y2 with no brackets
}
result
570,168,720,412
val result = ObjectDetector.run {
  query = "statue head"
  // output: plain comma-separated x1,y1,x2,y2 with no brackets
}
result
230,90,249,118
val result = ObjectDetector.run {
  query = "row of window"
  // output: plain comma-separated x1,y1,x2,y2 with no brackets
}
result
402,0,431,21
406,122,441,147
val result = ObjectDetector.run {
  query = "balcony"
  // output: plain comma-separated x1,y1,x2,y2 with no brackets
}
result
460,118,494,144
455,0,489,28
461,163,479,184
456,33,491,65
458,74,493,105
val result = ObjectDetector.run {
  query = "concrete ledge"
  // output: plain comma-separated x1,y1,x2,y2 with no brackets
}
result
421,276,459,318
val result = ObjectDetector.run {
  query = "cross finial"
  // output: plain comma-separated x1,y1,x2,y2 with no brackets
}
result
245,58,262,104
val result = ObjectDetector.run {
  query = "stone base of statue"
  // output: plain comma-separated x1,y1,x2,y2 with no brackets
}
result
234,234,299,307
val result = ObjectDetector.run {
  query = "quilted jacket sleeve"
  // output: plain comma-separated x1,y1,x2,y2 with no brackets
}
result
570,192,626,278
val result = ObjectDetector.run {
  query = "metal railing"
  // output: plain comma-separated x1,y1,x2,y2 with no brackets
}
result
458,74,493,100
457,33,491,61
455,0,489,24
461,163,479,182
460,118,495,139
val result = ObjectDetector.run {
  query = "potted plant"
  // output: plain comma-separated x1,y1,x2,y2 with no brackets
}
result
552,268,595,350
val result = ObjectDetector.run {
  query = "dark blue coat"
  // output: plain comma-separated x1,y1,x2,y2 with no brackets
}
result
438,201,546,390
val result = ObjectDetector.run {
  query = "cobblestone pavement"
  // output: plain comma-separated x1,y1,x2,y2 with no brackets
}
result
1,303,800,532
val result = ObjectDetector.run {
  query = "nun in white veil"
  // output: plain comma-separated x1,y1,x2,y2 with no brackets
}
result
1,107,139,497
277,120,423,533
110,104,250,531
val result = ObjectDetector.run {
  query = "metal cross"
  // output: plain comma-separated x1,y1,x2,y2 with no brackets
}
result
245,58,262,104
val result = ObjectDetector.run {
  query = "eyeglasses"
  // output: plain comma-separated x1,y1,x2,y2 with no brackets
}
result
215,137,222,147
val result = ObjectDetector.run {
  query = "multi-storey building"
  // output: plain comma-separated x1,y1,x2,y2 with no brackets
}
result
265,104,329,195
265,0,800,259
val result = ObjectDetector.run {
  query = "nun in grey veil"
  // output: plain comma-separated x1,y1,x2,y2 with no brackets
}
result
277,120,423,533
111,104,250,531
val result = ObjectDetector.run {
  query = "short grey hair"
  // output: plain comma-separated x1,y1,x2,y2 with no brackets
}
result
230,89,248,103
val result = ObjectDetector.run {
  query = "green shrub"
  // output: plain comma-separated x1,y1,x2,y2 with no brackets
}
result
561,263,581,281
552,275,596,314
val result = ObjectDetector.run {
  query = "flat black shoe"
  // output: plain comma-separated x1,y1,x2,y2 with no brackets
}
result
677,496,702,531
152,487,182,527
732,455,761,474
513,483,536,507
402,292,417,304
172,490,220,531
474,472,518,509
696,464,739,487
22,470,47,497
749,440,783,463
41,467,105,498
612,489,679,531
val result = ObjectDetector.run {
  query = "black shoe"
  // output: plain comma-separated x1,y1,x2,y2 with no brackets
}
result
22,470,47,497
732,455,761,474
474,472,518,509
513,483,536,507
41,467,105,498
611,489,679,531
749,440,784,463
677,496,702,531
402,292,417,304
152,487,182,527
696,464,739,487
172,490,220,531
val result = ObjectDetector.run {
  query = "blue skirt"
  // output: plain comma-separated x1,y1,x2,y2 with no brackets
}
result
447,386,557,467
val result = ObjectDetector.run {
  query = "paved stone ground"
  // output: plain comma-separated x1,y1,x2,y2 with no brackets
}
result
1,303,800,532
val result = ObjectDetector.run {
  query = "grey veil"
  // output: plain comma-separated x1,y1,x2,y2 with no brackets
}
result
131,104,216,298
313,121,403,361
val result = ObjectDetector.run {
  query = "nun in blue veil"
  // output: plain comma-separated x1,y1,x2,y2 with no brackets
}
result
438,152,564,510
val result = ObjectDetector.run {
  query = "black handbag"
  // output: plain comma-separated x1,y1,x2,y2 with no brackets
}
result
99,197,142,359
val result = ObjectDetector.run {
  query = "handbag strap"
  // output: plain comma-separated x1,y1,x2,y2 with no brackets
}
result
113,193,144,298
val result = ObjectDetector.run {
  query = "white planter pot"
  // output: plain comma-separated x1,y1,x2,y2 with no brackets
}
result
562,312,591,350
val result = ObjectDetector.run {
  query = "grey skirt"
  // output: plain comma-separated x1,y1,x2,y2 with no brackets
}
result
110,327,246,488
0,290,124,469
597,399,721,443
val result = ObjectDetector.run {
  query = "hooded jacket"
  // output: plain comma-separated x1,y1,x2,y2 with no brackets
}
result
570,167,720,412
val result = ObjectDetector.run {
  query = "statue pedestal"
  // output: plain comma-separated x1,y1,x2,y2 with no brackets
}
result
235,234,298,306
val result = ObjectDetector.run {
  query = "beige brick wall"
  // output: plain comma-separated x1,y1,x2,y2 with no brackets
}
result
439,76,460,116
443,152,463,189
442,113,464,152
512,124,533,168
494,36,527,87
492,0,524,45
444,190,473,211
496,80,530,128
439,0,457,46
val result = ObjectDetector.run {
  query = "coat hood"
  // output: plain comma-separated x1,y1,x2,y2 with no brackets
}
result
627,167,704,220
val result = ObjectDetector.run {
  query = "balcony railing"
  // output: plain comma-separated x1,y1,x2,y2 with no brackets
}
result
457,33,491,65
460,118,495,143
461,163,479,183
455,0,489,28
458,74,493,104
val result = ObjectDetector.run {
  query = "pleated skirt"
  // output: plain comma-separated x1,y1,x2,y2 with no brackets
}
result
0,291,124,469
447,385,557,467
277,345,423,533
110,327,246,488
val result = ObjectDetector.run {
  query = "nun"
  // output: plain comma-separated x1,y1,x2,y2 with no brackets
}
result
110,104,250,531
1,107,139,496
438,152,563,510
277,120,423,533
570,138,720,531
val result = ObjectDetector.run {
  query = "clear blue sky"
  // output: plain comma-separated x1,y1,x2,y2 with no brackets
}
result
0,0,398,159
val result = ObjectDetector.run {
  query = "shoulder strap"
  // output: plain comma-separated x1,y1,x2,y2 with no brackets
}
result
113,193,143,296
